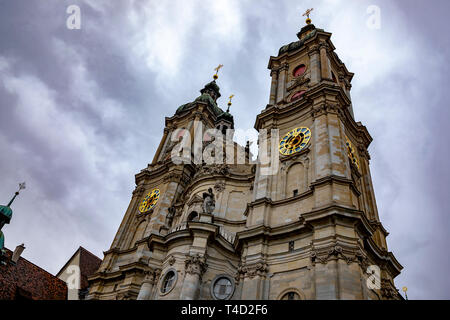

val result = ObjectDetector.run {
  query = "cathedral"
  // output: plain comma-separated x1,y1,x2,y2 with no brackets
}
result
87,15,402,300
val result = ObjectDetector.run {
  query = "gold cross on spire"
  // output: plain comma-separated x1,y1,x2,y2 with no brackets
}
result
227,94,234,112
213,64,224,80
302,8,314,24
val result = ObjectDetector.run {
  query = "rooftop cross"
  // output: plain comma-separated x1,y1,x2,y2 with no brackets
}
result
227,94,234,112
302,8,314,24
7,182,26,207
213,64,224,80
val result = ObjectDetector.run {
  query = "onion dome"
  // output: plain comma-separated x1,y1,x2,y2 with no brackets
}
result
0,183,25,227
176,80,225,117
0,194,17,225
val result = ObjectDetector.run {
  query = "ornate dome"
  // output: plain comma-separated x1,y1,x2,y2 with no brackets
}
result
176,81,224,117
0,205,12,222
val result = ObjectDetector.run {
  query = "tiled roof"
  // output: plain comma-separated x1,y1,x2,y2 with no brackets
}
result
78,247,102,290
0,248,67,300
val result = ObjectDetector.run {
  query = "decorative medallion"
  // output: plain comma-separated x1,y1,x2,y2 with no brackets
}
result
279,127,311,156
345,136,360,170
139,188,160,213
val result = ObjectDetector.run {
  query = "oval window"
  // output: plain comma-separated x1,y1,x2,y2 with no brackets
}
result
291,91,306,102
161,271,176,294
212,277,234,300
293,64,306,77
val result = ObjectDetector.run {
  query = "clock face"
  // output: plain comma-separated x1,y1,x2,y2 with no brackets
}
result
279,127,311,156
139,189,160,213
345,136,360,170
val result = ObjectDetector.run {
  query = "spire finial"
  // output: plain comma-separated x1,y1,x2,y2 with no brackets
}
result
227,94,234,112
302,8,314,25
213,64,224,80
402,287,408,300
7,182,25,207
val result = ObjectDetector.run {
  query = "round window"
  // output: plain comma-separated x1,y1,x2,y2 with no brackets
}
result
293,64,306,77
212,276,234,300
161,270,176,294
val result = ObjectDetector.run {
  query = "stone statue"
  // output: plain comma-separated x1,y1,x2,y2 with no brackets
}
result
202,188,215,214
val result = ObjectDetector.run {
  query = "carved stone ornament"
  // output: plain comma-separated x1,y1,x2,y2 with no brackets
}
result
202,188,215,214
184,254,207,277
168,255,176,266
380,279,400,299
237,261,269,280
287,75,310,92
194,164,230,179
132,185,146,197
142,269,162,285
311,104,342,119
213,181,226,193
310,246,366,266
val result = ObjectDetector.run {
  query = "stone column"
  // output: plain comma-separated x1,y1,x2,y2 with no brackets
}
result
239,262,268,300
137,269,160,300
180,254,207,300
312,105,347,181
308,45,321,85
276,64,288,104
110,185,145,250
342,78,355,119
269,69,278,105
319,42,332,80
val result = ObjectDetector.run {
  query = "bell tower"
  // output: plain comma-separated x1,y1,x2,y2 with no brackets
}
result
87,10,402,301
247,11,402,299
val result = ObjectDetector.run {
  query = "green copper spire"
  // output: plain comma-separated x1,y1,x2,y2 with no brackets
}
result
0,182,26,254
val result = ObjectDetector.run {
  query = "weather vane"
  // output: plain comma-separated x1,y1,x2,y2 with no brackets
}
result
227,94,234,112
302,8,314,24
213,64,224,80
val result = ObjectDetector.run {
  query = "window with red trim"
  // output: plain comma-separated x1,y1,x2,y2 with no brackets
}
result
291,90,306,102
293,64,306,77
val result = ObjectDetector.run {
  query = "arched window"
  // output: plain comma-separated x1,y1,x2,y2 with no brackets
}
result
293,64,306,77
291,90,306,102
187,211,198,222
161,271,176,294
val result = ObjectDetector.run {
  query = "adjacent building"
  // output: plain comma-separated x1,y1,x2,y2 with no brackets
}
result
57,246,102,300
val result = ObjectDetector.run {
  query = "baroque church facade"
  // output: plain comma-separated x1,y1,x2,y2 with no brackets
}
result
87,19,402,300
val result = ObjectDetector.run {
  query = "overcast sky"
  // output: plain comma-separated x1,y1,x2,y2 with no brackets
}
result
1,0,449,299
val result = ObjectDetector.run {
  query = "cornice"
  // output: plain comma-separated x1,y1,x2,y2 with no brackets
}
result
365,237,403,277
254,82,351,130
